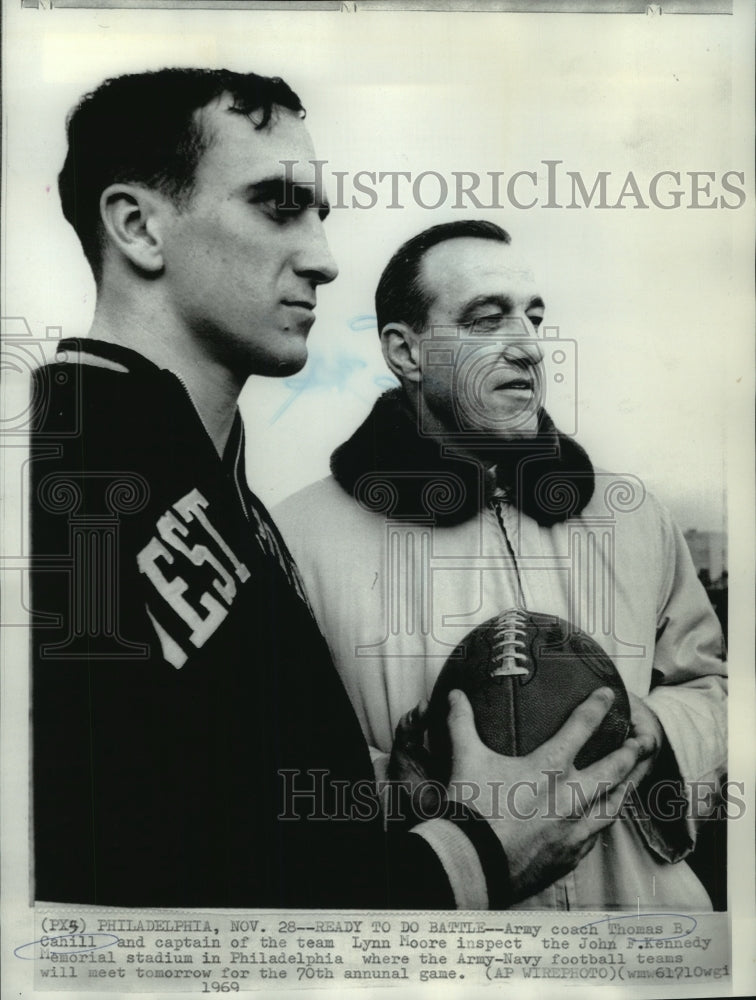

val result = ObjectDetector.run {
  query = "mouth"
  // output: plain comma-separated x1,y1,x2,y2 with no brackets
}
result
281,299,315,311
493,376,534,392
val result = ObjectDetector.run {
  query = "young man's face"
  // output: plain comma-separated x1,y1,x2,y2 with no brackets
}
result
416,237,545,440
159,98,337,379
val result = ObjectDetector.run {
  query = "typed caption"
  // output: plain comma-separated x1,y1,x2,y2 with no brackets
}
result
21,908,729,992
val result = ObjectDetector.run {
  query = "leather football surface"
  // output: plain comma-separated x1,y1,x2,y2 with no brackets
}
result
427,608,631,783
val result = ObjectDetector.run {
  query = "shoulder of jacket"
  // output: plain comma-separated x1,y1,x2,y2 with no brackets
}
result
578,466,670,525
273,475,343,524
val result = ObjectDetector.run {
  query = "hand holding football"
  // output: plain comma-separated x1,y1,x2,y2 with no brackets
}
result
427,609,631,783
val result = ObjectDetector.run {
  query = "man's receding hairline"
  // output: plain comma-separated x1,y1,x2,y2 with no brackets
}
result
417,233,515,322
416,234,542,331
193,95,302,153
181,98,307,208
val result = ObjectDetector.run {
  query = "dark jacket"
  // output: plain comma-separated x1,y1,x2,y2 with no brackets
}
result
31,340,508,909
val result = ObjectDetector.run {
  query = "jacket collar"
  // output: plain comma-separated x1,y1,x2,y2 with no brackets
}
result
57,337,165,377
57,338,244,470
330,388,594,527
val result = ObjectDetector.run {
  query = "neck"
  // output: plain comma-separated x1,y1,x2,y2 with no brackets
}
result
407,386,527,471
89,283,243,456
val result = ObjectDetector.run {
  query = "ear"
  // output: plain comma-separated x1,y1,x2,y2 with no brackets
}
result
99,183,168,275
380,322,423,384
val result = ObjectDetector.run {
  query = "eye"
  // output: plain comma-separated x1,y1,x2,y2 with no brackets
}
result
252,197,303,223
248,182,309,223
471,313,504,334
528,313,544,330
272,203,303,222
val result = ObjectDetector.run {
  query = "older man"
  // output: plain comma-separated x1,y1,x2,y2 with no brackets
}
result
274,219,727,910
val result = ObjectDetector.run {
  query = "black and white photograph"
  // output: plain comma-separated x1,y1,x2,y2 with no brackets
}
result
1,1,753,997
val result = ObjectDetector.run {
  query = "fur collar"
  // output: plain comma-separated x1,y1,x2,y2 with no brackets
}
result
330,389,594,527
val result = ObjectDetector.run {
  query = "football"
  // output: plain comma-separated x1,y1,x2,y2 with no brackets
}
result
427,608,631,783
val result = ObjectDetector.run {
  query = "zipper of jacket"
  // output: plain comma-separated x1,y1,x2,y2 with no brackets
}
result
490,495,527,609
230,427,251,524
170,369,211,436
170,370,250,524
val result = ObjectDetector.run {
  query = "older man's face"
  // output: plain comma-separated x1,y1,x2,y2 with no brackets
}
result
416,237,545,440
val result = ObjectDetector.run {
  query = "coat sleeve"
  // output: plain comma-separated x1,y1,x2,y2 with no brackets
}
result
389,804,513,910
635,505,727,861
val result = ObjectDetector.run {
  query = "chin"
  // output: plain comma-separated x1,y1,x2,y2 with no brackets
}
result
465,406,540,439
242,346,309,379
272,355,308,377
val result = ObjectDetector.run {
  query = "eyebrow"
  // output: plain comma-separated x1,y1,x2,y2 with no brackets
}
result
245,178,331,220
456,294,545,325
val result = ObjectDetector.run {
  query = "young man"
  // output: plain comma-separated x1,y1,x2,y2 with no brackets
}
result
31,71,650,909
274,220,728,910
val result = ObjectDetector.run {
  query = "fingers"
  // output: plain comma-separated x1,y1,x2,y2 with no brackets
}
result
413,698,429,723
626,693,664,752
570,736,655,837
538,687,616,764
577,773,641,837
579,734,655,796
394,699,430,747
617,742,655,789
446,689,482,758
627,690,643,712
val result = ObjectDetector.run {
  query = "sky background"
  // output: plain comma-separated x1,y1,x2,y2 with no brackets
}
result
3,4,753,536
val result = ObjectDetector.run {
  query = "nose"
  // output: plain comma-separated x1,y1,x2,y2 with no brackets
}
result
503,338,544,367
500,316,544,367
293,214,339,287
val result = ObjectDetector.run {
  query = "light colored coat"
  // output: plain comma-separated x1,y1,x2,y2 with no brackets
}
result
274,470,726,911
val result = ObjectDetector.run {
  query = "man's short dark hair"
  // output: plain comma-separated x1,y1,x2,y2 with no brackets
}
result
375,220,511,334
58,67,304,281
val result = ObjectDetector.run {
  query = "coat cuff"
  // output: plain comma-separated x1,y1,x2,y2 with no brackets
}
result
630,734,696,862
410,803,511,909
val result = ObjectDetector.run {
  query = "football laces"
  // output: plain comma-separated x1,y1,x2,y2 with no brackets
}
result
490,608,530,677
